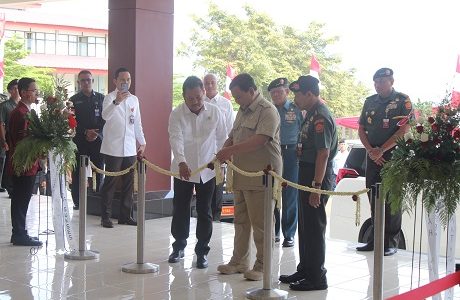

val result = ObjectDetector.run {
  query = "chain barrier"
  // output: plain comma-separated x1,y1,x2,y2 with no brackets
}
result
87,157,368,226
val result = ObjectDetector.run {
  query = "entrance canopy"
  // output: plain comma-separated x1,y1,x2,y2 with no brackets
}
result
335,116,359,130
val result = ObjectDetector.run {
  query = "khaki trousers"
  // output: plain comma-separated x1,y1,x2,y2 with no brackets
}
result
230,189,273,268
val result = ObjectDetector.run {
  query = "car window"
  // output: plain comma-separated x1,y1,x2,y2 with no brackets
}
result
344,147,367,176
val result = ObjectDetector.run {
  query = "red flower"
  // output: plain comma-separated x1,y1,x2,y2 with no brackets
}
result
453,128,460,139
406,139,413,144
428,116,435,124
446,124,454,131
431,123,439,132
68,115,77,129
416,125,424,133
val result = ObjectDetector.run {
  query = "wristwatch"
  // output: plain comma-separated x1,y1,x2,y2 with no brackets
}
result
312,180,322,188
112,100,119,105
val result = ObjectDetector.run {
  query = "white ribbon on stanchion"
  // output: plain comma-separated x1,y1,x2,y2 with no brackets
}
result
49,149,77,252
246,171,288,300
426,199,456,300
373,183,384,300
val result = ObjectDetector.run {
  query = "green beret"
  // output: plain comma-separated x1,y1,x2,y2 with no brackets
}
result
268,77,289,91
373,68,393,80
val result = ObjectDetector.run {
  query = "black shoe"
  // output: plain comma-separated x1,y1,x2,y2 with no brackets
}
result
384,248,397,256
12,235,43,247
118,218,137,226
282,237,294,248
10,235,38,243
275,236,280,243
196,255,208,269
356,242,374,251
168,250,184,263
289,278,328,291
279,271,305,284
101,218,114,228
73,205,79,210
0,188,6,192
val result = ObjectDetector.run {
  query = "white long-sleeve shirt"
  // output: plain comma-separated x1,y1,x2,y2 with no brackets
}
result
205,94,234,136
100,89,146,157
168,102,227,183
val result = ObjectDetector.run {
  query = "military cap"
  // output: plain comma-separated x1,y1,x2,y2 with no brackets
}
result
373,68,393,80
289,75,319,93
268,77,289,91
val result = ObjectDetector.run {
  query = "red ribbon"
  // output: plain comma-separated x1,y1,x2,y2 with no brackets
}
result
387,271,460,300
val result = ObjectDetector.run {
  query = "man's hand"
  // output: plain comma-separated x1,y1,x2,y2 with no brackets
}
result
368,147,383,161
179,162,191,181
1,141,8,151
114,91,129,104
85,129,99,142
216,147,233,163
308,192,321,208
137,144,146,156
373,156,386,166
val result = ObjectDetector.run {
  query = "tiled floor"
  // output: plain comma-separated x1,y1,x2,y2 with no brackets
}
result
0,191,458,300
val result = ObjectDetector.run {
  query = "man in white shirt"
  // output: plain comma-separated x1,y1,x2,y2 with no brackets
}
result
168,76,227,269
99,67,146,228
203,73,234,221
332,139,349,189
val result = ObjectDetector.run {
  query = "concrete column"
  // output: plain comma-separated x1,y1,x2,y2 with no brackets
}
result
108,0,173,191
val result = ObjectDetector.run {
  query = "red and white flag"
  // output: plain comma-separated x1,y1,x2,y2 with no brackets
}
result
224,64,237,100
451,54,460,108
309,55,320,79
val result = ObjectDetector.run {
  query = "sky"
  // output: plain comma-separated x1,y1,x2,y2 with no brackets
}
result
33,0,460,102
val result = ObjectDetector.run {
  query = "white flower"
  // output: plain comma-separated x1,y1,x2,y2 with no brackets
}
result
404,132,414,141
420,133,429,142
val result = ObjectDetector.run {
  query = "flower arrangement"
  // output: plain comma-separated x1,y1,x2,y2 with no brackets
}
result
381,95,460,225
12,76,77,175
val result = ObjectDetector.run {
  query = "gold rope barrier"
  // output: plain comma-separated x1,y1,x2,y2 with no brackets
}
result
86,157,368,226
89,160,138,192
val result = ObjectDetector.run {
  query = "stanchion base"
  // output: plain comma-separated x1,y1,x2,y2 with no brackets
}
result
121,262,159,274
246,288,289,300
64,250,99,260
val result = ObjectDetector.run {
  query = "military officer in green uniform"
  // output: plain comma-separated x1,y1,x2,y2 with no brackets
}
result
279,75,337,291
356,68,412,256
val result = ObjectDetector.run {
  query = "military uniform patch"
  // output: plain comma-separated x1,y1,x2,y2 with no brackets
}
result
314,119,325,133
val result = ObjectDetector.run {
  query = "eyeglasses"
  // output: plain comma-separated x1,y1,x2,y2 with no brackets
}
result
26,89,38,93
79,78,94,83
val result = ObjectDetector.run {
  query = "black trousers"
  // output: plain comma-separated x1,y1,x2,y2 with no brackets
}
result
296,161,334,283
2,151,13,195
11,175,36,237
366,153,402,248
211,182,224,221
100,155,136,221
171,177,215,255
71,145,104,207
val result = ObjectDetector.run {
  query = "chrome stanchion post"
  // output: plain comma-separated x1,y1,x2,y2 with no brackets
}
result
65,155,99,260
373,183,384,300
122,159,159,274
246,171,288,300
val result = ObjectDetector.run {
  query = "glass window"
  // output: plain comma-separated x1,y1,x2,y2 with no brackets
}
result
25,32,34,52
58,34,68,42
78,36,88,56
36,39,45,54
96,43,106,58
45,40,55,54
69,42,77,56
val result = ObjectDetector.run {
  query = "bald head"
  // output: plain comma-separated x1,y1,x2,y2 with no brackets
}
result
203,73,218,99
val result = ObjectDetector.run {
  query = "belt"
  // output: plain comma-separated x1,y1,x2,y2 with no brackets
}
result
280,144,296,150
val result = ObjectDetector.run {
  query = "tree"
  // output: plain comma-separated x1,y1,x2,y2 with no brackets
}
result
172,74,185,108
179,3,369,117
3,35,54,96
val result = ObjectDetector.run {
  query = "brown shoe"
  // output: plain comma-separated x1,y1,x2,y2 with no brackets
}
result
101,218,113,228
217,263,249,275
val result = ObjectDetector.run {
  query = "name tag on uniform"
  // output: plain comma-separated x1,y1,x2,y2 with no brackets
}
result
383,118,389,128
94,108,100,117
285,111,296,122
129,115,135,124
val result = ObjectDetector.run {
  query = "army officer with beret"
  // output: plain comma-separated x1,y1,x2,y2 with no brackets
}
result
268,77,303,248
279,75,337,291
356,67,412,256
